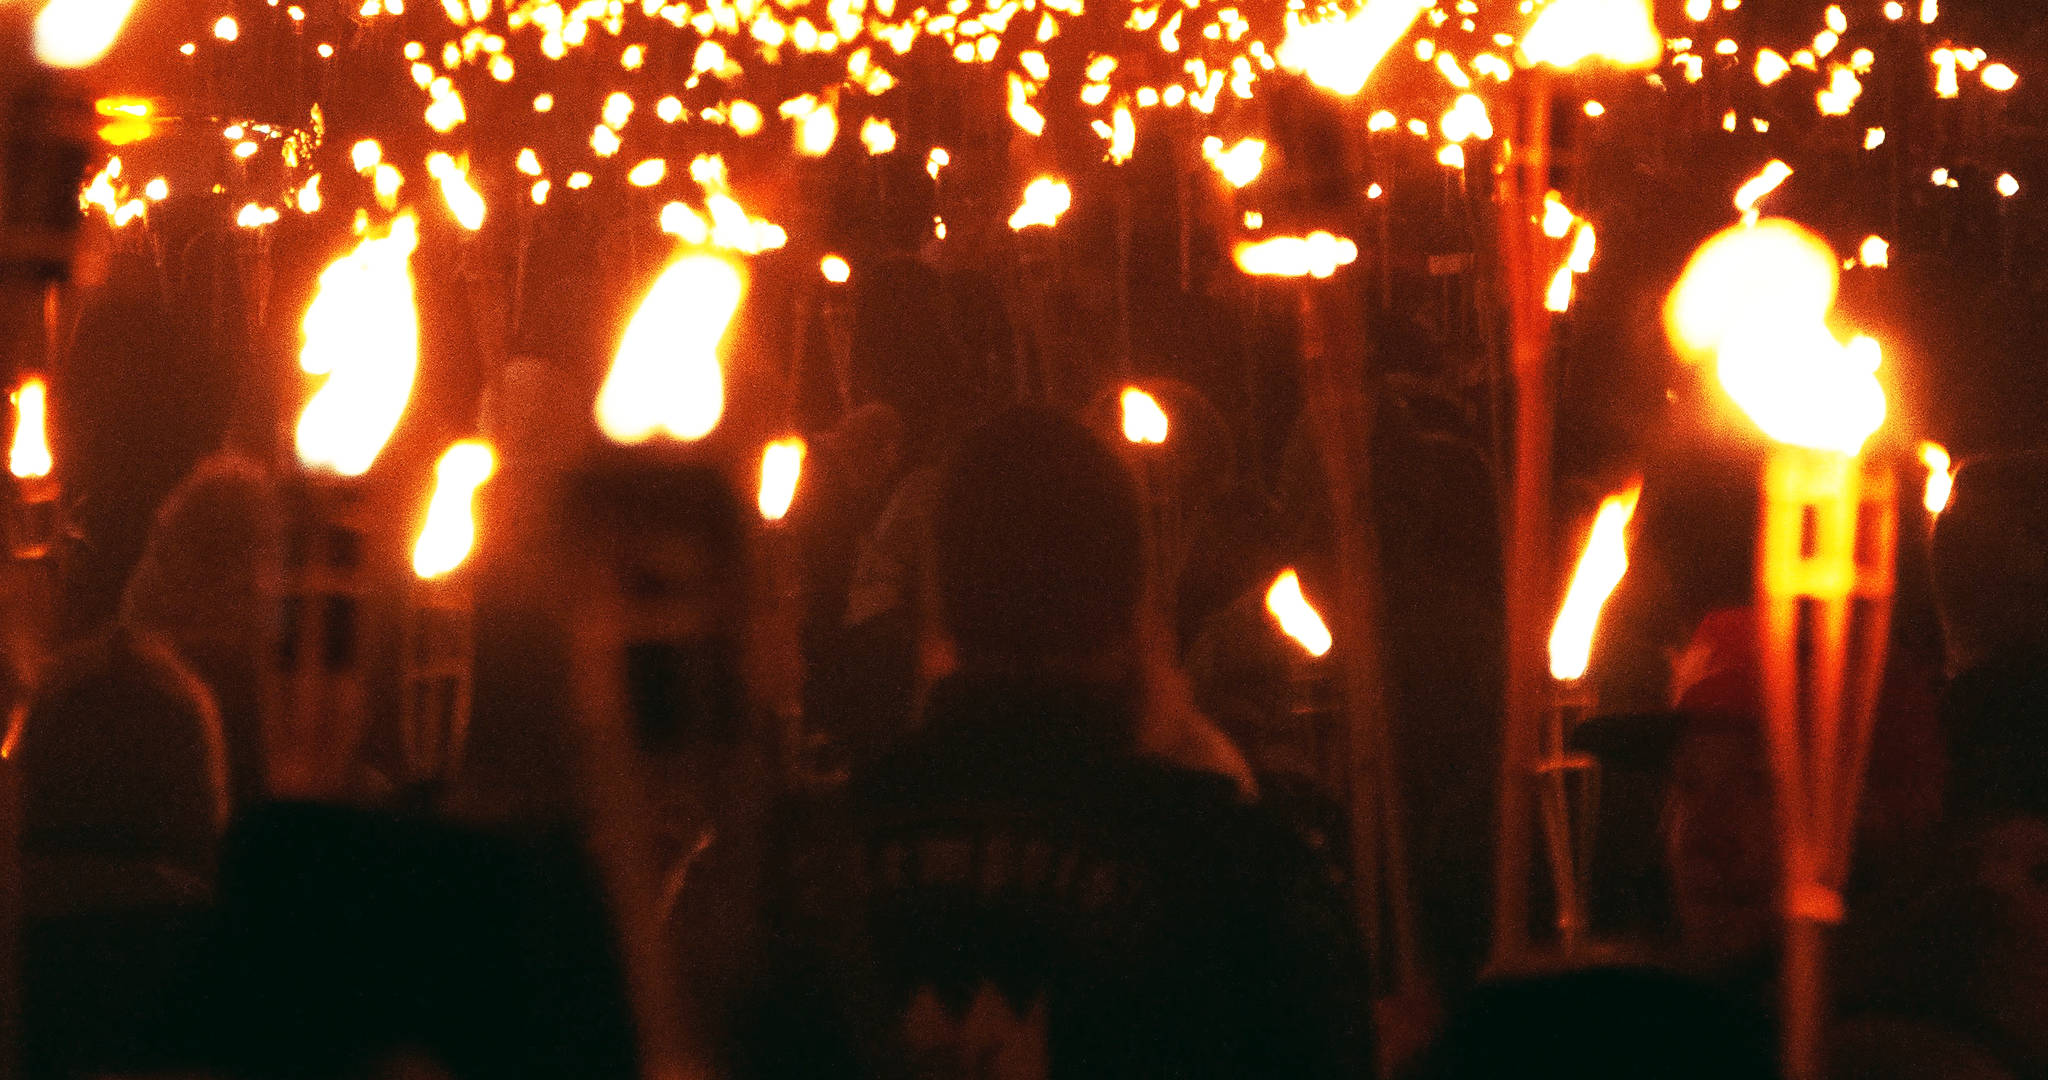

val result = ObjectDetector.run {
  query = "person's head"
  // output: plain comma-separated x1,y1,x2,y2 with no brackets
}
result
1661,610,1779,975
121,453,283,656
1932,451,2048,676
10,627,230,881
932,408,1145,678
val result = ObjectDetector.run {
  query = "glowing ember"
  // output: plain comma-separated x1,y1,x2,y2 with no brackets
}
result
860,117,898,154
1008,177,1072,230
820,255,850,282
1920,442,1953,514
1121,387,1169,444
1520,0,1662,70
9,379,53,481
1983,63,2018,91
595,253,744,445
1568,223,1597,273
1545,264,1575,313
412,440,496,578
296,215,420,476
236,203,280,228
757,437,806,521
34,0,139,66
1665,218,1887,455
1234,232,1358,279
1266,569,1332,658
1548,481,1641,681
627,158,667,186
1277,0,1430,96
425,153,486,230
1998,173,2021,197
1858,235,1889,268
1542,192,1574,239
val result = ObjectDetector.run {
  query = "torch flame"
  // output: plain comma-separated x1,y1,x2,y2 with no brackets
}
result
1920,441,1953,514
596,253,745,444
412,439,496,578
295,215,420,476
1008,177,1072,230
9,379,53,480
426,153,486,230
758,437,806,521
1266,569,1332,658
1520,0,1663,70
34,0,140,67
1121,387,1168,444
1548,482,1642,681
1665,218,1887,455
1277,0,1431,96
1234,232,1358,278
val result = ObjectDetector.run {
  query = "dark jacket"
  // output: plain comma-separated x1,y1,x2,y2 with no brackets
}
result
734,675,1375,1079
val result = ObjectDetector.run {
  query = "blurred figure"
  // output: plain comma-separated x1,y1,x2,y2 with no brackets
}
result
12,626,230,1079
122,453,284,810
729,408,1373,1078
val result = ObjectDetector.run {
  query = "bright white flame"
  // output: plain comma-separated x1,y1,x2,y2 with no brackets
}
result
296,215,421,476
1008,177,1072,230
1121,387,1169,444
1665,218,1887,454
1520,0,1663,70
412,440,496,578
1201,137,1266,187
758,437,806,520
595,253,744,444
1545,264,1575,312
1859,235,1889,268
1233,232,1358,278
1277,0,1431,96
821,254,850,283
1998,173,2021,197
1548,483,1641,681
1734,159,1793,218
9,379,53,480
1266,569,1332,657
860,116,898,154
1920,441,1953,514
34,0,139,67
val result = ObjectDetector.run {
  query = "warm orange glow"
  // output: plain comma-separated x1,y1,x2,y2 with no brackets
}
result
1008,177,1072,230
1665,218,1887,454
1233,232,1358,278
425,153,486,230
1859,235,1890,268
412,440,496,578
1121,387,1169,444
1545,264,1575,313
596,253,744,444
757,437,806,521
1920,442,1954,514
1276,0,1430,96
295,215,420,476
1266,569,1332,658
1548,482,1641,681
9,379,53,481
820,254,850,282
1201,137,1266,187
1734,160,1793,219
1520,0,1662,70
35,0,139,66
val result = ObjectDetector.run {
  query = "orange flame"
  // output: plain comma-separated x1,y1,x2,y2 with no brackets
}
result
9,378,53,480
1919,441,1953,514
296,215,420,476
1121,387,1168,444
412,440,495,578
1665,219,1886,455
758,437,806,521
1520,0,1662,70
1008,177,1072,230
1233,232,1358,278
596,253,744,444
1266,569,1332,657
34,0,140,67
1548,482,1641,681
1277,0,1430,96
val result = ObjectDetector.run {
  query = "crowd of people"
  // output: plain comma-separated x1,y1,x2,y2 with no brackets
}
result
7,385,2048,1080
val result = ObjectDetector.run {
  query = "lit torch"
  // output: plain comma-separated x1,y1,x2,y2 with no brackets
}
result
1266,568,1332,658
274,213,422,799
1120,387,1169,445
1666,217,1895,1080
1537,481,1640,952
401,440,494,796
757,437,805,522
7,376,59,560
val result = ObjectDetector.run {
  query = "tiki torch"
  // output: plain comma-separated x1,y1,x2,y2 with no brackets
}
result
401,440,495,798
5,378,57,562
1538,482,1639,954
1491,0,1663,968
1667,218,1895,1080
275,214,420,799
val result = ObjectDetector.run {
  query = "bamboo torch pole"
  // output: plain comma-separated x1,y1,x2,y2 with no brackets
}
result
1490,70,1554,970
